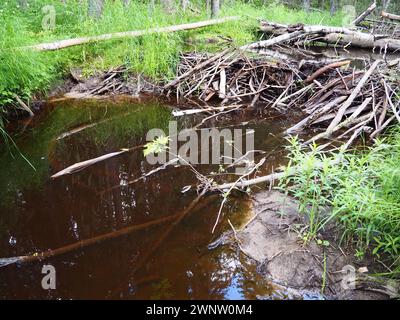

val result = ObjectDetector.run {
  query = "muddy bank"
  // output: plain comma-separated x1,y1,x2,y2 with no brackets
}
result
212,191,394,300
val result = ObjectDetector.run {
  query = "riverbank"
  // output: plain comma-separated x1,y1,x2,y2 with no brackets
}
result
0,1,345,121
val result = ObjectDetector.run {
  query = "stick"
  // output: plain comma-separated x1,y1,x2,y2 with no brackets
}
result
12,94,34,117
305,60,351,83
326,60,380,133
0,213,184,268
286,96,347,134
240,30,305,51
353,2,377,26
51,145,143,179
208,156,343,192
306,100,373,145
116,190,213,291
25,17,240,51
164,49,231,90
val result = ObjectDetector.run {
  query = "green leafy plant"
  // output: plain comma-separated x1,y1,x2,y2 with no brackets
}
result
143,135,170,157
279,132,400,270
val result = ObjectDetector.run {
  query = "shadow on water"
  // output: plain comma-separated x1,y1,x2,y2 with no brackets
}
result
0,96,294,299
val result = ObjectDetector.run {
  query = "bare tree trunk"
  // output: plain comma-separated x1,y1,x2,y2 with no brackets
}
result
303,0,310,12
383,0,391,11
161,0,176,13
330,0,337,15
211,0,220,18
122,0,130,8
88,0,104,18
181,0,189,11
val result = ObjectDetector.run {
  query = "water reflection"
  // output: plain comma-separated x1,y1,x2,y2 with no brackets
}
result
0,97,290,299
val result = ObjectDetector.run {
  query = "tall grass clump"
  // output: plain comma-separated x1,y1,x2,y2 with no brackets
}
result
280,133,400,267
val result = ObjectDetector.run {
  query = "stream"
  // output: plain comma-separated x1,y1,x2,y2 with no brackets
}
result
0,96,296,299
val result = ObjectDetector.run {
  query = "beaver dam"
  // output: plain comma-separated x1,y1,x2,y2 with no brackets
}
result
1,3,400,300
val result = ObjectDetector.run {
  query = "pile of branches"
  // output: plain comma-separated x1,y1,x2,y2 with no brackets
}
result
165,47,400,148
67,66,161,98
287,59,400,148
165,50,303,107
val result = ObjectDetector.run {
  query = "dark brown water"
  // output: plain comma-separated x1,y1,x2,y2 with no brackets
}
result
0,97,293,299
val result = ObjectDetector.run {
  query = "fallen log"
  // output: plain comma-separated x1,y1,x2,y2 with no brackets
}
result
240,30,305,51
259,21,400,51
353,2,377,26
25,16,240,52
381,11,400,22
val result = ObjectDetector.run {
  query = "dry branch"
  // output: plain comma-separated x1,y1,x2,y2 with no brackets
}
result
305,61,351,83
206,156,344,192
353,2,377,26
326,60,381,132
0,213,184,268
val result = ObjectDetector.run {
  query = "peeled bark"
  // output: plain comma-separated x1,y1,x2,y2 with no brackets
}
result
381,11,400,21
25,16,240,51
259,21,400,51
211,0,220,18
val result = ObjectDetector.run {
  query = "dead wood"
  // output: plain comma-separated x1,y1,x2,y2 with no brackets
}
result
13,94,34,117
305,61,351,83
326,60,381,132
260,21,400,51
381,11,400,22
25,17,240,51
51,144,143,179
353,2,377,26
205,156,344,192
350,273,400,299
0,212,184,268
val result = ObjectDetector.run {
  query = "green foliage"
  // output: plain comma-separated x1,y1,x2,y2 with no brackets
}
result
143,135,170,157
0,0,347,116
280,132,400,264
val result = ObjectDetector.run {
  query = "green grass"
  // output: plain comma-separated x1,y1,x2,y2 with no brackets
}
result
280,133,400,269
0,0,346,115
